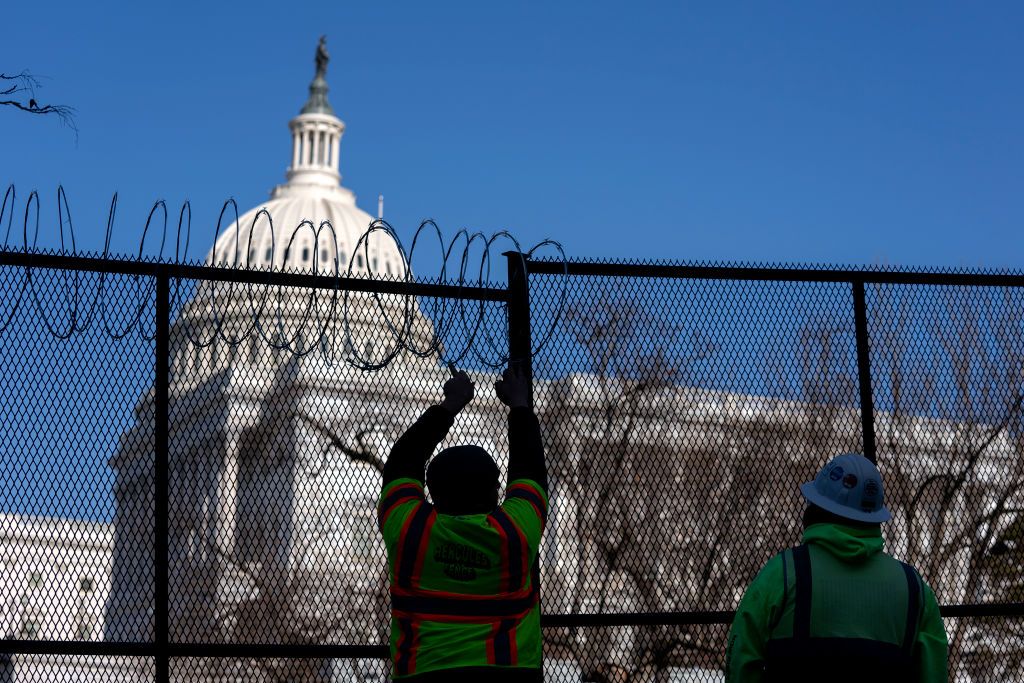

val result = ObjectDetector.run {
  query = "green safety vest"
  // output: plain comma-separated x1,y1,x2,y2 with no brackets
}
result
378,477,548,679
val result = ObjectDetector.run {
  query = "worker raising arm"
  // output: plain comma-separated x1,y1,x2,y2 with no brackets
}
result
377,365,548,683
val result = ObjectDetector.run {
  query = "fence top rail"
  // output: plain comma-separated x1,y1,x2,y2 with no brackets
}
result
0,602,1017,658
0,249,510,301
10,249,1024,291
527,257,1024,287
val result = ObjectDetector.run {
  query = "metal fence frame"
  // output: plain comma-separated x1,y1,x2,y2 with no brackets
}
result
0,249,1022,681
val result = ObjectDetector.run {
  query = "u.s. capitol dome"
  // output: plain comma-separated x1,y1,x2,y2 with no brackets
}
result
207,44,402,278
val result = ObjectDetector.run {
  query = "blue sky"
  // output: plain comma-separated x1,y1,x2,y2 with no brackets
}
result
3,2,1024,522
4,2,1024,270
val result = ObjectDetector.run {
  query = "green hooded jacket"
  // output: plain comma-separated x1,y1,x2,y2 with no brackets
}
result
725,523,948,682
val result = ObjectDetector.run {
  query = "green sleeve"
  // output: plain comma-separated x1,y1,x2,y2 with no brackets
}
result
916,580,949,683
377,478,425,556
726,554,785,683
501,479,549,551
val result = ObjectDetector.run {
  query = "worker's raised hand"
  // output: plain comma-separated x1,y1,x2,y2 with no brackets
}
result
494,364,530,409
441,365,475,415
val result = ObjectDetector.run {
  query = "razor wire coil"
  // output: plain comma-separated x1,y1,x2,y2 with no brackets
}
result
0,185,568,370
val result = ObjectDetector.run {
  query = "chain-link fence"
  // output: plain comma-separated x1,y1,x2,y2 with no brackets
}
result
1,250,1022,682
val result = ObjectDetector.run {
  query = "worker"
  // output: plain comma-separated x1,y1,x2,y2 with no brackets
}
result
726,453,948,682
377,364,547,682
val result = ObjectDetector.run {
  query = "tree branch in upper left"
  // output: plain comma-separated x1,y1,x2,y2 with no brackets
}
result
1,71,78,138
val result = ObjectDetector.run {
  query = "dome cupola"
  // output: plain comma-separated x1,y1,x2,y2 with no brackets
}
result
207,37,403,277
284,35,345,192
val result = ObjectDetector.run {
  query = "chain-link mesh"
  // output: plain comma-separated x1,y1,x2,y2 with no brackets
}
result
172,657,388,682
1,254,1022,682
5,655,154,681
867,283,1024,680
542,624,730,683
942,617,1024,682
528,272,862,680
0,266,155,655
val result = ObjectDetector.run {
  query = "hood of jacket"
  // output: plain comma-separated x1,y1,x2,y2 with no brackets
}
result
802,522,884,562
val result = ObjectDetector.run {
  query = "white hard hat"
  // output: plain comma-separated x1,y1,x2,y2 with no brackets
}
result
800,453,891,523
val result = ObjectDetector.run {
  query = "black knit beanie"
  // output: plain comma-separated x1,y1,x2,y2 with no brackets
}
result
426,445,500,515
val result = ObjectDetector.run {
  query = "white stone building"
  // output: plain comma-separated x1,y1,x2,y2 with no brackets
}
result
0,513,123,682
0,513,112,642
103,41,473,682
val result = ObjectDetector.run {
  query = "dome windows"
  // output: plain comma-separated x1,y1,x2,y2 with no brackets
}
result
222,231,403,276
211,198,406,276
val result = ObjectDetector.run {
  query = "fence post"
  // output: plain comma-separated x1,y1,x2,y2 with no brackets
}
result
154,270,170,683
852,280,877,464
504,250,544,630
504,252,533,406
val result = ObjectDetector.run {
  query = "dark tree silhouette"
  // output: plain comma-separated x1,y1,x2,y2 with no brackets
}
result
1,71,77,137
543,293,760,683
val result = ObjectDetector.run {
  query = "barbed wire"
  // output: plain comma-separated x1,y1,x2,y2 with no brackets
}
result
0,185,568,370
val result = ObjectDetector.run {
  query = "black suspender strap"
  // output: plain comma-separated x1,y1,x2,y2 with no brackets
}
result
792,544,812,641
899,561,921,657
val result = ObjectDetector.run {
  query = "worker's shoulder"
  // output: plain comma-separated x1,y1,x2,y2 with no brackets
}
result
506,478,549,502
748,548,791,588
734,550,791,611
864,548,924,576
880,552,937,595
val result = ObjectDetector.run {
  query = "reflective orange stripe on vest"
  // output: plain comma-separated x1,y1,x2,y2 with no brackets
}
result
395,617,419,677
395,502,436,590
390,586,538,623
391,503,537,623
488,619,518,666
488,508,528,593
506,483,547,526
378,483,422,531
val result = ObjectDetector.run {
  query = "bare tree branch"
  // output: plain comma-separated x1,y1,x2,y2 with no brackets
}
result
876,286,1024,677
292,409,386,472
1,70,78,139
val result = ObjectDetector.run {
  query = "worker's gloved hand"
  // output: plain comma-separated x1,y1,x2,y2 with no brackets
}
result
494,364,530,409
441,370,475,415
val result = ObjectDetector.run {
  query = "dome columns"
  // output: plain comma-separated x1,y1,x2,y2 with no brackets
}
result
286,113,345,188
